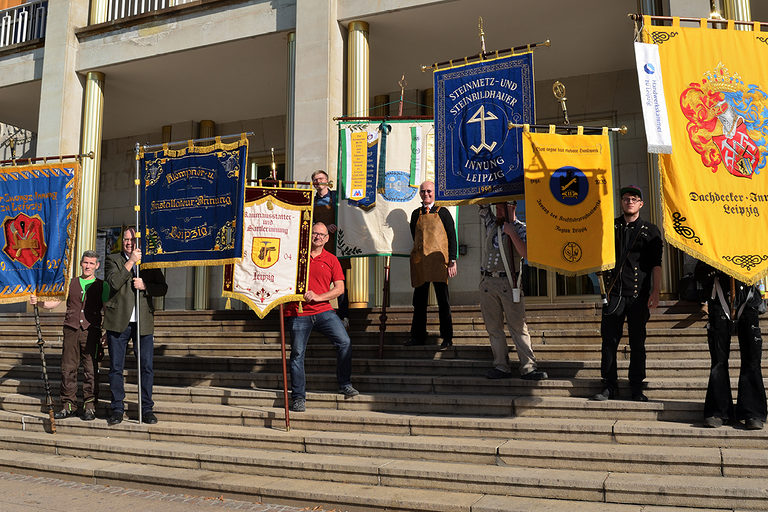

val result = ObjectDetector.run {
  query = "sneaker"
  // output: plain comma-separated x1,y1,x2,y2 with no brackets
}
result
107,411,123,426
745,418,764,430
82,409,96,421
341,317,350,330
521,370,548,381
339,384,359,397
703,416,723,428
486,368,513,379
142,411,158,424
439,339,453,350
54,404,77,419
290,398,305,412
592,388,615,401
631,392,649,402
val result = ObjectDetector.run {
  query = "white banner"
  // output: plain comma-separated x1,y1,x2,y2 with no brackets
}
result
635,42,672,154
223,188,311,318
337,120,456,257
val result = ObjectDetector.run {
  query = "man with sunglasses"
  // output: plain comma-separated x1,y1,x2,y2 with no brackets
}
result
285,222,358,413
593,185,662,402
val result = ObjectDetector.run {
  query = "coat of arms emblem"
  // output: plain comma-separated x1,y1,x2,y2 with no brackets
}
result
3,213,47,268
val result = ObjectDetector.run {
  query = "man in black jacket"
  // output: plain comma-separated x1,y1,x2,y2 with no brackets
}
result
593,185,662,402
696,262,766,430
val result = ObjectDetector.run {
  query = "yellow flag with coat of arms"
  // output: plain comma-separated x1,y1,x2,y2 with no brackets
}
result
641,16,768,284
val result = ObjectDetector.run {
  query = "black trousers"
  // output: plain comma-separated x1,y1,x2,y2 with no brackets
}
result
600,294,649,393
704,304,767,422
410,281,452,343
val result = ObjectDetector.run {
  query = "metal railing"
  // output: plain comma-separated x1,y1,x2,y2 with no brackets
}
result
106,0,194,22
0,0,47,49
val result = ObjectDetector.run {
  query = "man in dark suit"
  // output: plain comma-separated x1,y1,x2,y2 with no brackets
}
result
104,227,167,425
407,180,457,350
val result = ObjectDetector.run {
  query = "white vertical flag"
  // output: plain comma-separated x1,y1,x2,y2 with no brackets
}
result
634,42,672,154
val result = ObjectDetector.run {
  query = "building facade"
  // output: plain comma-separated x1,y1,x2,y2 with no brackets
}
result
0,0,762,310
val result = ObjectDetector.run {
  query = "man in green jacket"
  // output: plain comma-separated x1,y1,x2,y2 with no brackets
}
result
104,227,167,425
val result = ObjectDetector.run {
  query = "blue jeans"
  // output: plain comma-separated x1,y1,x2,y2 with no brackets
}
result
288,310,352,400
107,323,154,414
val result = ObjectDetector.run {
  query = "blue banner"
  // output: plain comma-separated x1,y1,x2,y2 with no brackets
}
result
0,162,79,303
434,53,535,204
140,136,247,268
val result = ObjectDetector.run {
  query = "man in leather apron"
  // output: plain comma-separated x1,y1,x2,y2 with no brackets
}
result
407,181,457,350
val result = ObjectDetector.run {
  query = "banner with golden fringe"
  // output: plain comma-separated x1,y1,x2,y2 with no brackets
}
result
139,135,247,269
222,186,312,319
522,128,615,276
642,16,768,284
0,161,79,303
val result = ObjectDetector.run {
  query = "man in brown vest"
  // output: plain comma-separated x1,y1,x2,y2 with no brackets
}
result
31,250,109,421
407,180,457,349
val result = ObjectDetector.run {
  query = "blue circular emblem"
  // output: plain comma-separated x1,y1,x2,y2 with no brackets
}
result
643,63,655,74
549,166,588,205
382,171,417,202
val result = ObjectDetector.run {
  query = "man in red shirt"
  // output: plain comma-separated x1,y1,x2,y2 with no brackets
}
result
285,222,358,412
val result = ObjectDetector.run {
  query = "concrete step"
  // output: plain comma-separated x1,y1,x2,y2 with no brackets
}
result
0,339,738,362
7,352,768,380
0,422,765,510
0,445,735,512
2,393,767,449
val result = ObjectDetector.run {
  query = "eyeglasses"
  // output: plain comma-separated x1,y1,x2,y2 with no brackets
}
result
621,196,642,204
311,232,328,238
419,189,434,195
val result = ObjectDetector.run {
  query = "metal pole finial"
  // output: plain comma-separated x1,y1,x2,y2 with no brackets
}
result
552,81,569,125
478,16,486,54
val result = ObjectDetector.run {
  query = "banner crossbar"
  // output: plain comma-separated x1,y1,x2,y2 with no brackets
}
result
509,122,628,135
0,152,94,166
421,40,550,73
141,132,254,152
630,13,768,28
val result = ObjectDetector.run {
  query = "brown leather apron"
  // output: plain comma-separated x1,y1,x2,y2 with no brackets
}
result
410,207,449,288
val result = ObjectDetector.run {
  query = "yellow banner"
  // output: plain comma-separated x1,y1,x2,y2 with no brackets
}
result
643,17,768,284
523,129,615,276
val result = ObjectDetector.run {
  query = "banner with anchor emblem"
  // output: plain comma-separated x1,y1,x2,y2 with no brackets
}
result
433,52,535,205
0,161,79,303
222,186,312,318
522,128,615,276
337,120,458,257
139,135,247,269
642,16,768,284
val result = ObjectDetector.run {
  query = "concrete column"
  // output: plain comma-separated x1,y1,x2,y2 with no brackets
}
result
89,0,108,24
36,0,88,156
285,32,296,180
722,0,751,26
194,120,214,310
76,72,105,258
346,20,370,308
293,0,343,176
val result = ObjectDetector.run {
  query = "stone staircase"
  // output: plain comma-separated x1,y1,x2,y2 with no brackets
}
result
0,302,767,511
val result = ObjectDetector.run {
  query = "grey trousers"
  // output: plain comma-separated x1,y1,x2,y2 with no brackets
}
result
479,276,537,375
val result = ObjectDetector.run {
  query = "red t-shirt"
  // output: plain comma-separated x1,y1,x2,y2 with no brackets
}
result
284,248,345,317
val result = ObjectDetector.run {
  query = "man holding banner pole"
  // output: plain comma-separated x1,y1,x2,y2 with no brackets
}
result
593,186,662,402
285,222,358,413
104,227,167,425
479,202,547,381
